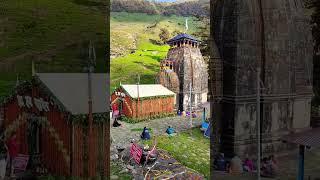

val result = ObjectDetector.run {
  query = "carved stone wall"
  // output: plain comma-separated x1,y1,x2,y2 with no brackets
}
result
213,0,313,158
166,46,209,111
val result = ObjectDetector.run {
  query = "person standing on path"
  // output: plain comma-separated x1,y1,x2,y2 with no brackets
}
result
0,128,8,179
6,132,18,178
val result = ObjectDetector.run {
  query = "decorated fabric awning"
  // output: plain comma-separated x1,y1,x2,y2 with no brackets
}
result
281,128,320,148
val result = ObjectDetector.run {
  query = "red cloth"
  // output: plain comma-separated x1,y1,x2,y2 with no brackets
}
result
6,137,18,158
112,103,118,112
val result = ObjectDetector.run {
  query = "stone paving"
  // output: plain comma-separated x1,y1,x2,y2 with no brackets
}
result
117,148,204,180
110,115,205,179
110,115,202,149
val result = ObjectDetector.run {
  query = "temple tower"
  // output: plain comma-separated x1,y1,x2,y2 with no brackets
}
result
212,0,313,157
157,33,208,111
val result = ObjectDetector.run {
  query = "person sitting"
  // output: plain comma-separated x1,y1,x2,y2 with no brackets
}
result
141,127,151,140
243,155,254,172
214,153,226,171
166,126,176,137
228,155,243,174
192,111,197,118
261,157,276,178
269,155,278,174
112,118,122,127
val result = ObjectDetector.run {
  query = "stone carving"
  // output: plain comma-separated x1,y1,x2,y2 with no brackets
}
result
212,0,313,157
157,33,208,111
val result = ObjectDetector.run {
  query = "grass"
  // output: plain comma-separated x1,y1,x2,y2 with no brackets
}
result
110,12,204,92
111,162,133,180
145,128,210,178
0,0,108,99
131,127,153,133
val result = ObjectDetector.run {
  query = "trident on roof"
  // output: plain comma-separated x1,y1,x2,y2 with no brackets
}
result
185,18,188,33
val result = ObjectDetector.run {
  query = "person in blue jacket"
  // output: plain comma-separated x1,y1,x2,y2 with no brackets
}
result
166,126,176,137
141,127,151,140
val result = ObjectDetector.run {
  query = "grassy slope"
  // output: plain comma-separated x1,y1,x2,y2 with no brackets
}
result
146,128,210,178
110,12,203,92
0,0,107,99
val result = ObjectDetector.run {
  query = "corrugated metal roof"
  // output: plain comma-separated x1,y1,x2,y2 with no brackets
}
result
120,84,175,99
167,33,200,43
36,73,109,115
281,128,320,147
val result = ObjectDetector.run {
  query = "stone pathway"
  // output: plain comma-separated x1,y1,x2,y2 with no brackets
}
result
110,115,202,149
142,150,204,180
110,115,204,179
114,146,204,180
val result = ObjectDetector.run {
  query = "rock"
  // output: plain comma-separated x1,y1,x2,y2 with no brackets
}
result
120,169,129,174
127,165,134,170
111,154,119,161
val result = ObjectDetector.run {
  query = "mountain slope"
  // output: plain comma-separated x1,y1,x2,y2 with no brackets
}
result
111,0,209,17
0,0,108,99
110,12,204,91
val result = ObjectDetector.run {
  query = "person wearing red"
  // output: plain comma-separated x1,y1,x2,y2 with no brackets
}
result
6,132,18,178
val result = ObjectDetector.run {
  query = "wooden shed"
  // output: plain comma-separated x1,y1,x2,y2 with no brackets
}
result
111,84,175,119
0,73,109,177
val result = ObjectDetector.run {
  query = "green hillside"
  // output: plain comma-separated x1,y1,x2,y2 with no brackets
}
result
110,12,203,91
0,0,108,100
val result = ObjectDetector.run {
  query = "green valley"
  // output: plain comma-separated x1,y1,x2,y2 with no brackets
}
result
110,12,204,91
0,0,108,100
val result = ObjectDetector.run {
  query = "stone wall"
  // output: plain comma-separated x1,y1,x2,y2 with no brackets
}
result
213,0,313,158
166,46,209,111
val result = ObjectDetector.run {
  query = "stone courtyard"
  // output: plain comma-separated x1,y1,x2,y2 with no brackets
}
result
110,115,202,149
110,114,206,179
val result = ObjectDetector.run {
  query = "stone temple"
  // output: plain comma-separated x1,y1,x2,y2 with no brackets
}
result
157,33,208,111
211,0,314,157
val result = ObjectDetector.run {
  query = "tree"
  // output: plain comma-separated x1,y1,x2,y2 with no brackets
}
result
159,28,170,44
192,15,210,58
